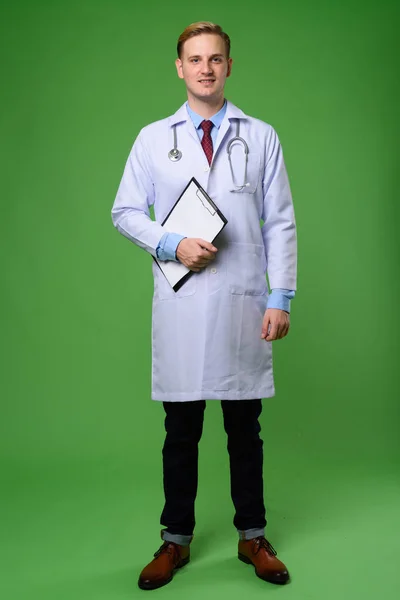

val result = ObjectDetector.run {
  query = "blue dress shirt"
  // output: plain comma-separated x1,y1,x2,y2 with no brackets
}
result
155,102,295,312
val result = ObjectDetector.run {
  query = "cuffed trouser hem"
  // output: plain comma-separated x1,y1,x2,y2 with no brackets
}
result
161,529,193,546
238,527,265,540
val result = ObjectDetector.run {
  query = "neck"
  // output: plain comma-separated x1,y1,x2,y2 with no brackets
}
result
187,94,225,119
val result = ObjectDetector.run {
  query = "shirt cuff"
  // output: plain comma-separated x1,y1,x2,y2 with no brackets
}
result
267,289,296,313
156,233,186,262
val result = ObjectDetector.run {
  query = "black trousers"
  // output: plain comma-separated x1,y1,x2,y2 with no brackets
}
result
160,399,267,536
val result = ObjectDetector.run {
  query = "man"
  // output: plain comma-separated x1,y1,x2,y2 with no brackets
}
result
112,22,297,590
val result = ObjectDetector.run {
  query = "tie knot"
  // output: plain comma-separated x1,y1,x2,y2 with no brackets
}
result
200,120,213,135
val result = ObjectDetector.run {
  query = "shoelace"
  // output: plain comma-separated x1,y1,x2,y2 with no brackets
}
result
154,542,180,561
252,537,278,556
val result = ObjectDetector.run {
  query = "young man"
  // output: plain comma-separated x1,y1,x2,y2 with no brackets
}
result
112,22,297,590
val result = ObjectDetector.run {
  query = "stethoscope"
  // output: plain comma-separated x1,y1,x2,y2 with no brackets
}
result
168,120,250,191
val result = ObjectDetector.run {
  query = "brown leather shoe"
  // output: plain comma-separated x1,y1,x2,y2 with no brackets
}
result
138,540,190,590
238,536,289,584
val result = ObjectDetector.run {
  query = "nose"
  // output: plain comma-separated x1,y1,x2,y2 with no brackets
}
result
200,60,213,74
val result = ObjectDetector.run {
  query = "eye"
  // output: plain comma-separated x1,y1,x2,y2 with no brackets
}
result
212,57,222,62
191,58,199,63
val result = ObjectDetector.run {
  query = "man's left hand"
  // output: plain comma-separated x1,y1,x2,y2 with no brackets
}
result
261,308,290,342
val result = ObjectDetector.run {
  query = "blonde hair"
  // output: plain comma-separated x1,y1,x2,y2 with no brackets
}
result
177,22,231,58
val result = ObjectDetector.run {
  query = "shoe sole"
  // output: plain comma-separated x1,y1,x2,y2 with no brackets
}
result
238,553,289,585
138,556,190,591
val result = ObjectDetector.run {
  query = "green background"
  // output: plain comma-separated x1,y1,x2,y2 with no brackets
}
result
1,0,399,598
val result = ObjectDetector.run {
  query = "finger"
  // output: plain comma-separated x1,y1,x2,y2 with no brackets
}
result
197,239,218,253
278,325,286,339
266,323,279,341
195,253,217,266
277,326,285,339
273,323,283,339
280,318,290,338
261,317,270,339
199,249,216,259
196,256,215,265
193,259,211,268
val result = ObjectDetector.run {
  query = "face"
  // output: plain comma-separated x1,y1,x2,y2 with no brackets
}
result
175,34,232,103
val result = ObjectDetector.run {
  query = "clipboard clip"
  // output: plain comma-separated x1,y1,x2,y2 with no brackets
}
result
196,189,216,216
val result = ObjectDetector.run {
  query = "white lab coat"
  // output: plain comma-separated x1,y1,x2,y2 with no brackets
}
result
112,101,297,401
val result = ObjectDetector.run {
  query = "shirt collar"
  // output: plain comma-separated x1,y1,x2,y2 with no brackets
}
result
168,100,247,127
185,100,227,130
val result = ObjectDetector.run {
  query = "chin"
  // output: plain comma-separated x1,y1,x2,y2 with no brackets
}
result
195,89,219,99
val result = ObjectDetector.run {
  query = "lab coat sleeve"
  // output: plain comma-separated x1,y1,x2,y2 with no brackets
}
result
261,128,297,291
111,132,165,257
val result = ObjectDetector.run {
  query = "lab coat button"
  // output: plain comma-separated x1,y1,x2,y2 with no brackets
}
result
204,166,209,172
211,267,217,274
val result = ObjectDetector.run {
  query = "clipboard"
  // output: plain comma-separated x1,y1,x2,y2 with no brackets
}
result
154,178,228,292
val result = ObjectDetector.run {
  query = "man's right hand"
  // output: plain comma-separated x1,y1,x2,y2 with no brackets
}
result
176,238,218,272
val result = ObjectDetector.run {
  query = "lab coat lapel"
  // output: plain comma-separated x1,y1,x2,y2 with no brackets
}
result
185,116,202,146
212,116,231,159
169,103,201,147
212,101,248,161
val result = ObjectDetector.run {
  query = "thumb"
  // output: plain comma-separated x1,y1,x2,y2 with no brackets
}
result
197,239,218,253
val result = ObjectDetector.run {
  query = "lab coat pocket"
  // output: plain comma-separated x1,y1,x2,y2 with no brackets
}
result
228,242,267,296
229,152,261,194
153,263,196,300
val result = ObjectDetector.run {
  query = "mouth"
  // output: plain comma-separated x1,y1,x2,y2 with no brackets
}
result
198,79,215,84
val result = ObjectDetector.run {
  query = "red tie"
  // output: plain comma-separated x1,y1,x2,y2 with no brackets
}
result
200,120,213,165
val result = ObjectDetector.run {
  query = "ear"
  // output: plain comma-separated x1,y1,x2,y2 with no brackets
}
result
175,58,184,80
226,57,233,78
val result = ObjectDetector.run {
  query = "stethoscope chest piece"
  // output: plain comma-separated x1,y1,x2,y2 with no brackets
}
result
168,125,182,161
168,148,182,162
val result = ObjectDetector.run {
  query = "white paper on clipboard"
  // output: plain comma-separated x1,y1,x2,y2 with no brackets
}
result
154,178,227,291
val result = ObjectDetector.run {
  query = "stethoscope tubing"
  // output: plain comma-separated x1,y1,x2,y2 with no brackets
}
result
168,120,249,190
